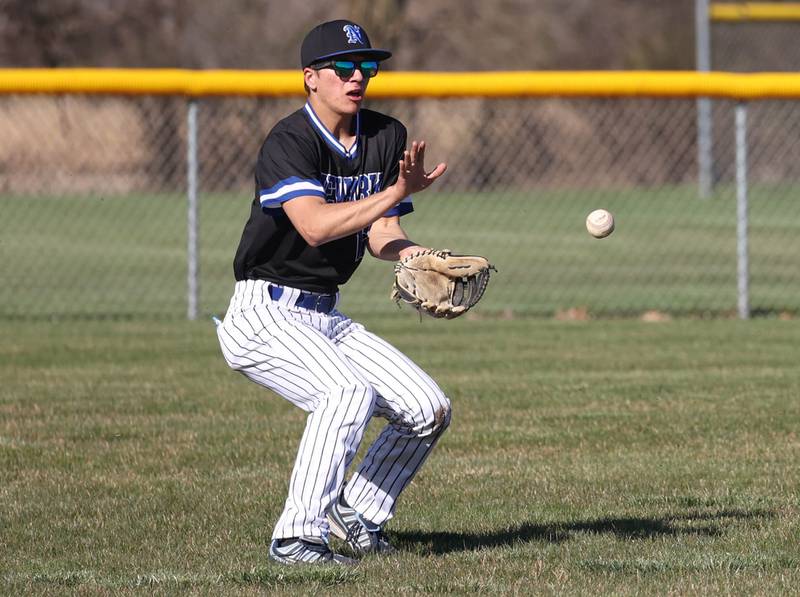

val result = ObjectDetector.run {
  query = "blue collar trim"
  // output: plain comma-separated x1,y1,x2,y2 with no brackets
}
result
303,102,360,160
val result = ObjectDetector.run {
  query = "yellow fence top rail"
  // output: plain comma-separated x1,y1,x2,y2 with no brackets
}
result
3,69,800,99
710,2,800,21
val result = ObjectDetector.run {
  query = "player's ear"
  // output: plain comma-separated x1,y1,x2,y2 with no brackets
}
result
303,68,317,93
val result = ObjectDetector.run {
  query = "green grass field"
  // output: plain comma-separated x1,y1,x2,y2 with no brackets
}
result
2,317,799,594
2,184,800,319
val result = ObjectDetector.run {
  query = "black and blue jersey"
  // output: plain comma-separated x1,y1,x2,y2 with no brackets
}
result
233,103,412,293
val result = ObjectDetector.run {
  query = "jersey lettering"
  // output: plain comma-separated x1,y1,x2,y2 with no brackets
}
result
322,172,382,203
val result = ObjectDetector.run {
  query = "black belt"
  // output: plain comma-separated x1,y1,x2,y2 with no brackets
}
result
268,284,337,313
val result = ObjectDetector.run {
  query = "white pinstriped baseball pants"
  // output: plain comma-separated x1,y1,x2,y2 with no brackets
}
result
216,279,451,541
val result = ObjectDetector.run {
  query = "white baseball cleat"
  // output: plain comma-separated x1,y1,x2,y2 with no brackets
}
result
327,491,395,555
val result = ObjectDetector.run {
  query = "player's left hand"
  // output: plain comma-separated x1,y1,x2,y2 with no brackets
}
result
396,141,447,196
391,249,495,319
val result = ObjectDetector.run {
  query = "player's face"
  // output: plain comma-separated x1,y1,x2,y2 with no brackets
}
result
305,54,374,116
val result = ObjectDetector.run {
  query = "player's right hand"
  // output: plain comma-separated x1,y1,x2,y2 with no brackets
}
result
395,141,447,198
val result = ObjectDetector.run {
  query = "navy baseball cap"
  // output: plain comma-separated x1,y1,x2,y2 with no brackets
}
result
301,20,392,68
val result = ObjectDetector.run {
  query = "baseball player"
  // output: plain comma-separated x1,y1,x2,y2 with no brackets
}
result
216,19,450,565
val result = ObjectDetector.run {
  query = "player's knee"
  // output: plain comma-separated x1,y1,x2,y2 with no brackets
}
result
417,395,452,438
434,397,452,435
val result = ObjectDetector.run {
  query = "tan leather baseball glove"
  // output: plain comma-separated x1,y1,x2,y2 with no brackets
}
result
391,249,495,319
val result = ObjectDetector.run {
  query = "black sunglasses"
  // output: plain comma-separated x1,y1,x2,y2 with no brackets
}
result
313,60,379,79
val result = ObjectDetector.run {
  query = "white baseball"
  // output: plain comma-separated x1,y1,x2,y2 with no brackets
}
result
586,209,615,239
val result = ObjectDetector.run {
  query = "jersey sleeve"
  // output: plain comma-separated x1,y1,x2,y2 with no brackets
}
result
382,120,413,218
255,130,323,211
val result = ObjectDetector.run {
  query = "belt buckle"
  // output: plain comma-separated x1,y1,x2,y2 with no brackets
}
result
293,289,333,312
296,291,323,312
315,293,332,313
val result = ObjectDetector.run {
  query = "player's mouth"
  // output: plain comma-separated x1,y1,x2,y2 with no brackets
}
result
346,89,364,102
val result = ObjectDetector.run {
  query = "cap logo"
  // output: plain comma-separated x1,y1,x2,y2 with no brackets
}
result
343,24,365,45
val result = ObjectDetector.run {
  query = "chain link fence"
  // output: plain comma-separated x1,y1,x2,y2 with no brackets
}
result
711,4,800,71
696,3,800,220
1,91,799,319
